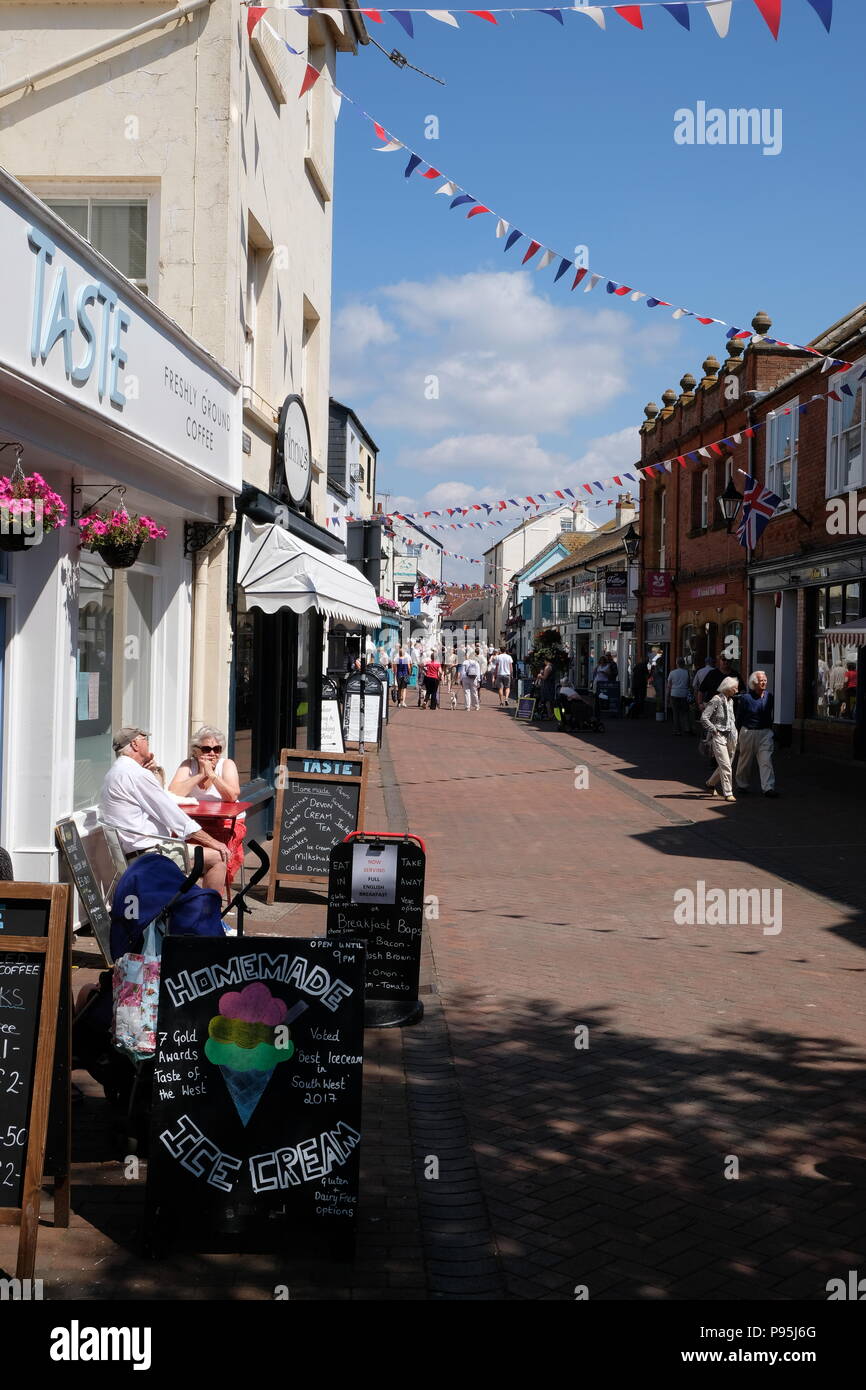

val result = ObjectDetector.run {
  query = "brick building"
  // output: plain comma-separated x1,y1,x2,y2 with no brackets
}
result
746,303,866,760
637,312,814,697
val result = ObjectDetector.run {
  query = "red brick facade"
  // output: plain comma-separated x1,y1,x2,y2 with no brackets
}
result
637,306,866,760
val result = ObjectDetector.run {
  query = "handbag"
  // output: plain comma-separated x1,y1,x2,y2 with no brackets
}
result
111,917,165,1063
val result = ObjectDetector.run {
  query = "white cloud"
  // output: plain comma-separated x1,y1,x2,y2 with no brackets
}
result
331,269,677,438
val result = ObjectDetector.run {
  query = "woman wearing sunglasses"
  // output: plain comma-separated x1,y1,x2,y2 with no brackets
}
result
169,726,245,895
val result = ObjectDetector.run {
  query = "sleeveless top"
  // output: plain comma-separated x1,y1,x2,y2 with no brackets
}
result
190,756,228,801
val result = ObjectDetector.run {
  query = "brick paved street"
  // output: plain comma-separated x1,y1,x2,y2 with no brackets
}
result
3,704,865,1300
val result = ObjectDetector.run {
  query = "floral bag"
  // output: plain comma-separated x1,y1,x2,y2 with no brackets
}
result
111,917,166,1064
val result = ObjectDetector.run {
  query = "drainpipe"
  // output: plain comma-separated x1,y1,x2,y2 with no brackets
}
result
190,498,236,735
0,0,214,102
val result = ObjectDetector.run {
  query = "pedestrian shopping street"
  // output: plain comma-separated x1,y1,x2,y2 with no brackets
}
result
8,703,866,1301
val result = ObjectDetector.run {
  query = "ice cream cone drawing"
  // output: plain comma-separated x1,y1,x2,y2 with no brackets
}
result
204,983,307,1126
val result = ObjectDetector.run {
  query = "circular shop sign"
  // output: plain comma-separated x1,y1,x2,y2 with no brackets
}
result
277,394,312,507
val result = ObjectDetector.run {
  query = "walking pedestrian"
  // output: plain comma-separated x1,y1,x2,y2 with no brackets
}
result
444,647,458,692
492,648,514,706
537,657,556,719
666,658,692,735
473,646,486,705
628,653,650,719
394,648,412,708
735,670,778,797
693,654,714,710
700,676,739,801
460,651,481,710
422,652,442,710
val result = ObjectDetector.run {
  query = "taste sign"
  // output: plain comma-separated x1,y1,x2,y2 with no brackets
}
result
0,177,241,492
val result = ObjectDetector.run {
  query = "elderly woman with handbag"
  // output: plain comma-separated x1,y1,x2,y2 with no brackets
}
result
700,676,739,802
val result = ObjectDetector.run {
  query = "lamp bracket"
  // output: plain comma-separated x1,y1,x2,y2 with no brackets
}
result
70,482,127,524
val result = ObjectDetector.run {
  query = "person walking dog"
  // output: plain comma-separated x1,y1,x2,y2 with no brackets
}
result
460,651,482,711
700,676,739,802
735,670,778,797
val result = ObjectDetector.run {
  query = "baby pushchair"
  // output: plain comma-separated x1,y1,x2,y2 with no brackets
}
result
557,688,605,733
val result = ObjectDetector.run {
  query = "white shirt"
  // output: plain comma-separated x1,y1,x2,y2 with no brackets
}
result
492,653,513,678
461,659,481,681
99,756,200,853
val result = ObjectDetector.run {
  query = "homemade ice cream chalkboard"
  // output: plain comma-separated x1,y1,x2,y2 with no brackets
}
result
146,936,365,1253
0,882,69,1279
266,748,368,900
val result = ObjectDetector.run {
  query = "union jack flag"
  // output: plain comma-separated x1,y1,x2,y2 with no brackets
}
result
736,474,782,549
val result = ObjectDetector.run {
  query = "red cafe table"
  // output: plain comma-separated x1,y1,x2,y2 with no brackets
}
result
187,800,253,896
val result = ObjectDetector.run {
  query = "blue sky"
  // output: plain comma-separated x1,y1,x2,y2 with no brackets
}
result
322,0,864,577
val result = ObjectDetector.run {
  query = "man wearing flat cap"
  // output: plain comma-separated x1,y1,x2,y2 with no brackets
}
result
99,727,228,891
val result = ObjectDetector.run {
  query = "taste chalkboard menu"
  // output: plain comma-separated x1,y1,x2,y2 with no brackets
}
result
267,748,368,900
146,936,365,1252
0,883,68,1279
327,834,426,1028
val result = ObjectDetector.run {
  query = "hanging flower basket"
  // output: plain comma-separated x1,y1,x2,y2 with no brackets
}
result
79,509,167,569
0,469,67,552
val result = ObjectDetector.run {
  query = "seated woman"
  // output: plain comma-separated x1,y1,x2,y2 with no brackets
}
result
169,726,244,898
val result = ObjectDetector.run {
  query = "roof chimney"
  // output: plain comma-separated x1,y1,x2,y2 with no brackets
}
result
615,493,636,528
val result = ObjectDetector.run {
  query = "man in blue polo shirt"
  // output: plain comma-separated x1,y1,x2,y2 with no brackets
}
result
735,671,779,798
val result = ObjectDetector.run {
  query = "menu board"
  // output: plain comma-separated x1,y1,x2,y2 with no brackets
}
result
515,696,536,721
344,689,382,746
320,699,344,755
327,838,425,1008
146,936,365,1251
0,884,68,1279
267,750,367,899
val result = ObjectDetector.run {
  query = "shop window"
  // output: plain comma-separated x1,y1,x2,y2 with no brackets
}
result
723,620,743,668
74,562,156,809
813,582,862,720
681,624,699,670
700,470,709,530
826,365,865,497
655,488,666,568
766,402,798,508
43,197,149,294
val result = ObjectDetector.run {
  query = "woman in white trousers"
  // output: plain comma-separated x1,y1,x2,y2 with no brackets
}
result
700,677,739,802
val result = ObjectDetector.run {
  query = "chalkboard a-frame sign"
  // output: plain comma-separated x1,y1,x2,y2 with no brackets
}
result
0,882,69,1280
267,748,368,901
146,936,365,1255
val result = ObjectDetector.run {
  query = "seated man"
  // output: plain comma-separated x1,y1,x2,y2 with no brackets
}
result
99,727,229,893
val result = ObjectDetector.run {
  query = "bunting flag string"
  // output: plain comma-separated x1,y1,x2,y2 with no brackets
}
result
244,2,834,41
322,366,866,526
250,17,850,373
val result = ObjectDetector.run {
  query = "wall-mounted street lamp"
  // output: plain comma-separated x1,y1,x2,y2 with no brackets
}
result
622,523,640,561
718,478,744,533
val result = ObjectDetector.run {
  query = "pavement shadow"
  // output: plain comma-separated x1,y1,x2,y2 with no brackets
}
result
445,994,866,1300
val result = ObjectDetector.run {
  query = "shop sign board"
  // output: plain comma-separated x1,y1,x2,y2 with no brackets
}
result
0,176,240,492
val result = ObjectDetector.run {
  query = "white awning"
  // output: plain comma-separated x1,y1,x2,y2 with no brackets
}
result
237,517,381,627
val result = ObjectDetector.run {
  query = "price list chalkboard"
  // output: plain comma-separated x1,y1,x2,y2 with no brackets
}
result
0,884,68,1279
146,936,365,1253
55,818,114,963
327,835,426,1027
267,750,367,899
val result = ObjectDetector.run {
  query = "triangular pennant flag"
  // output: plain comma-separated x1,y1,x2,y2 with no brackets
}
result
331,89,342,119
299,63,321,98
662,2,690,27
572,267,589,290
804,0,832,30
630,291,646,303
537,249,555,270
647,297,671,309
468,10,498,23
554,258,572,283
389,11,415,38
495,219,509,238
827,390,842,402
614,6,644,29
540,9,564,23
505,230,524,251
752,0,782,38
450,194,476,210
574,5,606,27
284,39,303,57
425,10,460,25
436,181,457,195
585,273,603,293
373,122,387,141
522,240,541,264
247,6,267,39
404,153,423,179
705,1,733,37
839,383,855,397
467,204,490,218
582,484,593,494
375,139,404,153
361,9,384,22
422,167,441,180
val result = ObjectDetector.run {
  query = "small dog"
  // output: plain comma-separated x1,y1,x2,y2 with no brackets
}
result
449,691,458,710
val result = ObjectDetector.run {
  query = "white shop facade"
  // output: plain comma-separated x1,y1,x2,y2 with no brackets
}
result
0,169,240,881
